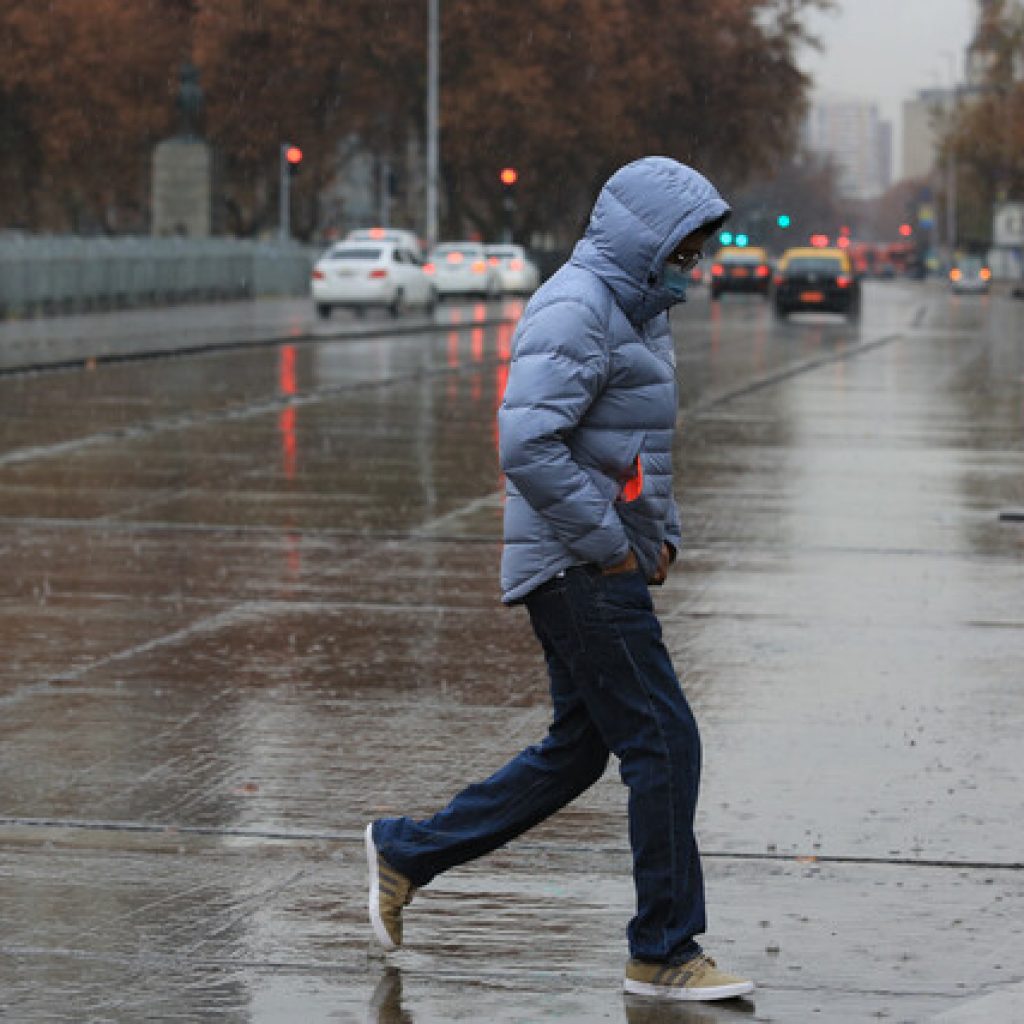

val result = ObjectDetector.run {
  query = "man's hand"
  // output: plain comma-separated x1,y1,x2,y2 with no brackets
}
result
648,543,673,586
601,549,638,576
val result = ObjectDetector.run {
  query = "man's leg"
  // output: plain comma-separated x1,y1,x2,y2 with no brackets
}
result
372,576,610,888
529,566,706,964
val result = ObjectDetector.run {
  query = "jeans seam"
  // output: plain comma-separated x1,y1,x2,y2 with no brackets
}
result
613,620,678,959
580,585,679,959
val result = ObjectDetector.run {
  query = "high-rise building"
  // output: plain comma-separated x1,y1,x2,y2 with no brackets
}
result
902,88,955,181
804,98,893,200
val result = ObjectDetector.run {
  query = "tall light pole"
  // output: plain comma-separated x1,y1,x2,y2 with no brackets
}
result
426,0,440,248
279,142,291,243
943,51,959,262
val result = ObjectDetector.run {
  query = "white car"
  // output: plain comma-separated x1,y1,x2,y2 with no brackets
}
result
311,241,436,318
345,227,425,258
426,242,502,299
485,244,541,295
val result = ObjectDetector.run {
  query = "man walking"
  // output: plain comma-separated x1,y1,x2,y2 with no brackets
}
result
365,156,753,1002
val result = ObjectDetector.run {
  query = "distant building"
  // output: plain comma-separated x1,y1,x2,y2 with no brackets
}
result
902,88,955,181
804,98,892,200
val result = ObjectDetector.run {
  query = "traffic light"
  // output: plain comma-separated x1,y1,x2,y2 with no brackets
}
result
898,223,913,237
499,167,518,242
285,144,303,177
735,233,749,247
719,231,734,245
777,214,791,228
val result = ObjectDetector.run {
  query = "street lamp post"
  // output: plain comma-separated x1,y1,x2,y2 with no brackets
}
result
279,142,290,243
426,0,439,248
943,51,959,264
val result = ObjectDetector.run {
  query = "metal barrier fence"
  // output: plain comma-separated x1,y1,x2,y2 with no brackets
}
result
0,236,317,316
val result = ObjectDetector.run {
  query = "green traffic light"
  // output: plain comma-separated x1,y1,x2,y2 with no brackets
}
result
777,214,791,228
735,233,749,247
720,231,733,245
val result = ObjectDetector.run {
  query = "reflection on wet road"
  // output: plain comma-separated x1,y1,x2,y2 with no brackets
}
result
1,283,1022,1022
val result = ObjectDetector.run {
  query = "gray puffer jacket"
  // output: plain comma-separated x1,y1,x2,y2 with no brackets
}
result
498,157,730,604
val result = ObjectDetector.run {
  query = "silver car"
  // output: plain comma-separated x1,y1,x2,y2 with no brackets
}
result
426,242,502,299
949,256,992,294
485,244,541,295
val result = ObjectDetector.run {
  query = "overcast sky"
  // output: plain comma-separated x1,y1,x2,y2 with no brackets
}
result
798,0,978,176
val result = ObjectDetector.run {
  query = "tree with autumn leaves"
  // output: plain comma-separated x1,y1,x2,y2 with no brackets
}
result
1,0,832,240
942,0,1024,246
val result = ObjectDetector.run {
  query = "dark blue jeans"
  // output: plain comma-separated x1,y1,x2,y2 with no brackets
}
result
372,565,705,963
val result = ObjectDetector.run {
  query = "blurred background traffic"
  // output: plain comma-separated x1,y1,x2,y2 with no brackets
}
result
0,0,1021,318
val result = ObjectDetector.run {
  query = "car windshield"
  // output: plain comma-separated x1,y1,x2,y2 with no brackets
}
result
957,257,984,273
786,257,844,273
327,248,383,261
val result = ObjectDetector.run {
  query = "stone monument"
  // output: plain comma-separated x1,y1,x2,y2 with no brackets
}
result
151,63,220,236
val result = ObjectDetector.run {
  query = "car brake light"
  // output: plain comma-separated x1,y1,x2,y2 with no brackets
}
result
312,269,326,280
711,264,724,276
447,252,464,264
487,256,500,267
423,262,435,275
836,275,852,288
368,227,386,239
471,260,486,273
950,268,962,281
369,269,388,279
980,267,992,281
755,265,769,278
509,259,524,270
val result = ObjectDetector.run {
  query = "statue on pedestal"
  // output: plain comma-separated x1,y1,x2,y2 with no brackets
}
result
175,62,205,141
152,61,220,236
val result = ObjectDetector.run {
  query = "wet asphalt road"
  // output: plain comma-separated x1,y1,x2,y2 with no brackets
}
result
0,283,1022,1023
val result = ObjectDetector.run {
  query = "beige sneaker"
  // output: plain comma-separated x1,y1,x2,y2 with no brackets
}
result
623,954,754,1001
365,823,416,950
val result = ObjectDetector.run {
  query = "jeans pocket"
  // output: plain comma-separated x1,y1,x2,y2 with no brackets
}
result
592,569,653,619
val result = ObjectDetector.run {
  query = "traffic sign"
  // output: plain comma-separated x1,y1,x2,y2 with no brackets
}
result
993,203,1024,247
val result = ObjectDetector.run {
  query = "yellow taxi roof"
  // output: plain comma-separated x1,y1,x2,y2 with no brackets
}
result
779,246,852,269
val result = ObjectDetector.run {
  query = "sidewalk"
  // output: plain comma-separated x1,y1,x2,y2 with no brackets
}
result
0,296,446,372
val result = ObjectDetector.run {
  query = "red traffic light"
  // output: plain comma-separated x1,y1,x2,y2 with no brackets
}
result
499,167,518,186
286,145,303,166
898,223,912,237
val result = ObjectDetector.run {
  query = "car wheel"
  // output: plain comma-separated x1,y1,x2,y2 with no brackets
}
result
390,289,406,317
710,289,720,301
316,303,332,319
425,287,438,313
773,301,787,318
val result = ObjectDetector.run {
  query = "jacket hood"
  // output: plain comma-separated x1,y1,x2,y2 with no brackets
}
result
570,156,730,324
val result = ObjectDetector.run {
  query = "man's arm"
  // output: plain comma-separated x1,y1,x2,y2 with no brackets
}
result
498,298,630,568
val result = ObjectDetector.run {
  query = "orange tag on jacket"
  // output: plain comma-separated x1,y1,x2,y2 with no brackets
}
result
621,456,643,502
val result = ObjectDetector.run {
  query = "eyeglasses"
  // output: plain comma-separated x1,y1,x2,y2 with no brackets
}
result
668,248,702,273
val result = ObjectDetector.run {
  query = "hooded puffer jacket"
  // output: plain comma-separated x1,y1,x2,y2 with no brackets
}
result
498,157,730,604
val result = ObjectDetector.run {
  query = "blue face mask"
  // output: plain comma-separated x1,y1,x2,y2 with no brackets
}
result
662,263,689,302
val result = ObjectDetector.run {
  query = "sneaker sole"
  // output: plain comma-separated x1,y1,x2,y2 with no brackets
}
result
623,977,754,1001
365,823,398,951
